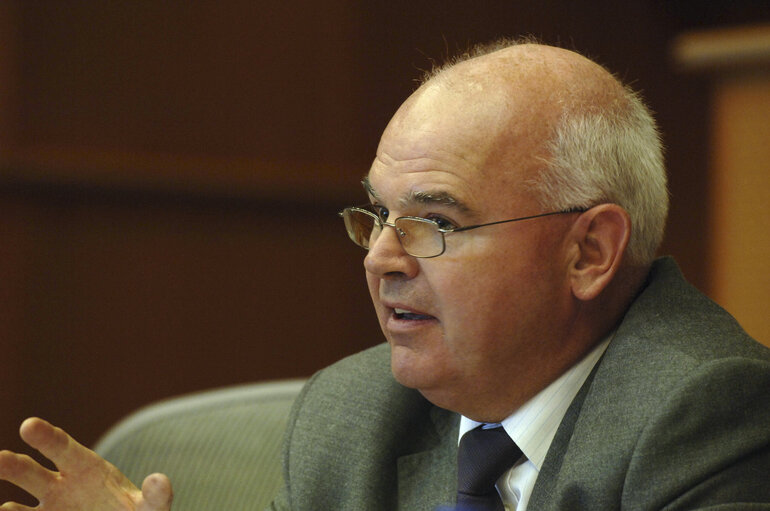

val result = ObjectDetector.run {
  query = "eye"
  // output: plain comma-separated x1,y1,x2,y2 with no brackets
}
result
371,204,389,222
427,215,457,230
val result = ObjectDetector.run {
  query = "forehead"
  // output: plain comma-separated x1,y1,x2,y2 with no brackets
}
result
363,155,541,224
364,83,536,215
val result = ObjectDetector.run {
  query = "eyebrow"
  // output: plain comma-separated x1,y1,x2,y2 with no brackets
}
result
361,176,379,201
361,175,472,214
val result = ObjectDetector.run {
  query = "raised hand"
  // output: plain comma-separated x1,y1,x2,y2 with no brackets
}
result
0,418,172,511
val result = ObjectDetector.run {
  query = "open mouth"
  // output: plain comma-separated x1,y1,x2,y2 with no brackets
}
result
393,307,435,321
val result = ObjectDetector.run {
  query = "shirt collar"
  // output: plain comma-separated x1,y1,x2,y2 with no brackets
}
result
459,334,611,470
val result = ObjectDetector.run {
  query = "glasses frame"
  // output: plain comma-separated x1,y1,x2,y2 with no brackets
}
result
339,204,587,258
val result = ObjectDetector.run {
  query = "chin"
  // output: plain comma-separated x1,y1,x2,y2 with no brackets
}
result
388,344,460,409
389,344,439,390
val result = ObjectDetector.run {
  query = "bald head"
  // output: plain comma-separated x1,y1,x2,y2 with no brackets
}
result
384,41,667,266
415,43,629,169
429,43,625,103
364,40,667,418
424,41,626,107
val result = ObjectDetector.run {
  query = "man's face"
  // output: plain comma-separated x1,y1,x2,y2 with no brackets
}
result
363,81,578,420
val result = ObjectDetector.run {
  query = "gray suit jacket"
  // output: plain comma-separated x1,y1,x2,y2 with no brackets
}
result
269,258,770,510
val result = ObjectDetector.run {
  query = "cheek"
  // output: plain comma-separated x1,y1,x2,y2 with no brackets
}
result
365,273,386,320
365,271,378,297
434,250,563,342
428,260,509,342
440,278,514,345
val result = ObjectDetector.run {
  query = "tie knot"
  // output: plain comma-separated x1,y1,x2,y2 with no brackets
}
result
456,426,521,509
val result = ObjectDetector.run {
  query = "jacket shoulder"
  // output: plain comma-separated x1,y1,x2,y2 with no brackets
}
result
278,343,438,510
531,258,770,509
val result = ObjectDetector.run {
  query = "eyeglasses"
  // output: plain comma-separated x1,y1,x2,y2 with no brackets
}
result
339,204,586,258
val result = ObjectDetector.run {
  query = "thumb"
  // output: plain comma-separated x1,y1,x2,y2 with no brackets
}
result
140,472,173,510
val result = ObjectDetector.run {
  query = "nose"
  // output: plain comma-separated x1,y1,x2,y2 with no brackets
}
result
364,223,419,280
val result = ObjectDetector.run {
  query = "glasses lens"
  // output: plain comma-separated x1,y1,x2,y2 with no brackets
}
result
343,208,380,249
395,218,444,257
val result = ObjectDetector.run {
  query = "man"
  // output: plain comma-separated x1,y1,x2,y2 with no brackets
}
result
1,39,769,511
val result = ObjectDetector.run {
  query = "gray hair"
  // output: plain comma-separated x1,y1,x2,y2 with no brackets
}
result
535,86,668,266
423,38,668,266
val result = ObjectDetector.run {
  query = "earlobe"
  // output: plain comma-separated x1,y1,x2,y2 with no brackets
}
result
569,204,631,301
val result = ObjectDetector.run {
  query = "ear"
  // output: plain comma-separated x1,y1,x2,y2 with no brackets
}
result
567,204,631,301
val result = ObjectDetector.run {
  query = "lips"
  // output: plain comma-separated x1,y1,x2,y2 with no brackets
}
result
393,307,435,321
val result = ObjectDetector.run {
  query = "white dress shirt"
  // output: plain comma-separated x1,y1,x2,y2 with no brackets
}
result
458,335,611,511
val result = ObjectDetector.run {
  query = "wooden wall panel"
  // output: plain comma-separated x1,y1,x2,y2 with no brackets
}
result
673,24,770,345
710,76,770,344
12,1,367,173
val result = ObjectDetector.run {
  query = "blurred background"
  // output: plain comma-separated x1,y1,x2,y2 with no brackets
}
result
1,0,769,504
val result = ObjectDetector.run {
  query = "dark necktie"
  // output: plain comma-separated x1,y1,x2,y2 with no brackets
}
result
456,425,522,511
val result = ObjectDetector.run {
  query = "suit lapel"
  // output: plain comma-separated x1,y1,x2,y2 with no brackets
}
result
529,259,698,509
528,362,599,508
397,406,459,510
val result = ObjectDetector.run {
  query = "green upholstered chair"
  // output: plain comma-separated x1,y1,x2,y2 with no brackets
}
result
94,379,305,510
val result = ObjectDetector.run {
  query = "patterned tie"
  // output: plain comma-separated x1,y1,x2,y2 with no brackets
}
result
456,425,522,511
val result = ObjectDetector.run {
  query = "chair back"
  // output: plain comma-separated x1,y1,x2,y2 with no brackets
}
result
94,379,305,510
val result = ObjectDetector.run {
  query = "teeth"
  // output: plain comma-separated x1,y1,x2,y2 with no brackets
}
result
394,308,412,314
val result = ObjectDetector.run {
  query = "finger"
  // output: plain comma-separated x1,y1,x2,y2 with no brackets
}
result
18,418,97,472
139,473,173,511
0,449,57,498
